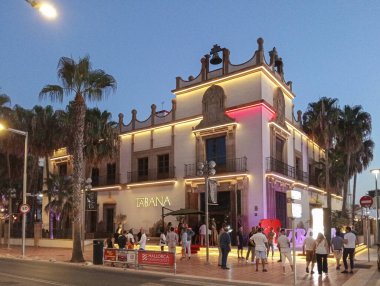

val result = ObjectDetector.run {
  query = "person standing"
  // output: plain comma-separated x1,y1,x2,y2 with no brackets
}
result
126,229,135,250
199,222,206,246
166,227,179,254
219,225,232,269
186,226,195,259
218,225,225,266
277,228,294,274
251,227,268,272
303,232,316,274
180,227,188,259
315,232,329,275
267,227,276,260
236,226,244,259
331,230,344,270
246,226,256,264
342,226,356,274
118,230,127,249
159,229,167,251
136,228,147,250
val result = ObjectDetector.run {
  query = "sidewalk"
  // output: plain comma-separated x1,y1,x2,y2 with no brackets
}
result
0,243,379,286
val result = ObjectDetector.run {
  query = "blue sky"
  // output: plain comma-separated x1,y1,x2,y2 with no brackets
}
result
1,1,380,201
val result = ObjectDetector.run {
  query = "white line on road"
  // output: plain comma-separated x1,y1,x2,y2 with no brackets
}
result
0,272,73,286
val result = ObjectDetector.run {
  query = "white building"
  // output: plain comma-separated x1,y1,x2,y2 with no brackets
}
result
47,38,342,237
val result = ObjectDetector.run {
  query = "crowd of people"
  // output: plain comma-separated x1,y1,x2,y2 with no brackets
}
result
105,222,358,275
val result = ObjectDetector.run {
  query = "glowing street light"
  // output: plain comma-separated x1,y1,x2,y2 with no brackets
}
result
0,123,28,257
25,0,57,19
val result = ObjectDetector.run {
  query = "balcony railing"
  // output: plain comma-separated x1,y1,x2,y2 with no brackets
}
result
127,166,176,183
184,157,247,177
91,175,119,187
266,157,321,187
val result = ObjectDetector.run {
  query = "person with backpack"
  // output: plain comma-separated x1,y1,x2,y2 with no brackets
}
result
118,230,127,249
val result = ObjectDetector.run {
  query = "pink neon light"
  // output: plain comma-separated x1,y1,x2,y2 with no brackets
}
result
226,103,275,120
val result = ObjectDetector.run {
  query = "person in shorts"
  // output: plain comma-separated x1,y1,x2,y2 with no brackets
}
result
251,227,268,272
331,230,344,270
303,231,316,274
277,228,294,274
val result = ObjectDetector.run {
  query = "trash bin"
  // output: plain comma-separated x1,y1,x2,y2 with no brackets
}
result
93,239,104,265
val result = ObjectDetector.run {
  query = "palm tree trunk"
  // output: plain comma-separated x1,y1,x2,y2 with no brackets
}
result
70,95,86,263
342,153,351,213
325,146,332,244
6,151,11,180
351,174,357,226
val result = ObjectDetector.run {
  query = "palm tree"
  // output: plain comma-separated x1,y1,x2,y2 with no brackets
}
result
39,56,116,262
350,139,374,225
303,97,340,243
338,105,372,212
84,108,119,178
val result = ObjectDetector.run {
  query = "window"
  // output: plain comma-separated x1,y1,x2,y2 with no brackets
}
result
275,137,285,162
206,136,226,166
107,163,116,185
138,157,149,179
91,168,99,186
57,163,67,176
158,154,169,176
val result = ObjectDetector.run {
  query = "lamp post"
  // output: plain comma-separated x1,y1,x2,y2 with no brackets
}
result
370,169,380,244
25,0,57,19
197,160,216,264
81,178,92,252
0,123,28,257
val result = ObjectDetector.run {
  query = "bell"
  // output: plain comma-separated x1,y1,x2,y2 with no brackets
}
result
210,52,222,65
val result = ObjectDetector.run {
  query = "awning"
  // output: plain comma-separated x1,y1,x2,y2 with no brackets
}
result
164,208,203,217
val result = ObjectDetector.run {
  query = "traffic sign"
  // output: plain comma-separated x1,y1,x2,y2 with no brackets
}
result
359,196,373,208
19,203,31,214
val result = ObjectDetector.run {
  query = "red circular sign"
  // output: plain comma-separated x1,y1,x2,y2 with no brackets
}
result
360,196,373,208
19,203,31,214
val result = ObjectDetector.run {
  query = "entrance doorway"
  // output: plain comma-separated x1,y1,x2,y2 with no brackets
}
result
103,204,115,233
275,191,287,228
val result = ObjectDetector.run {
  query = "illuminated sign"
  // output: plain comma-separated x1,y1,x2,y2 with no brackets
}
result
136,196,171,208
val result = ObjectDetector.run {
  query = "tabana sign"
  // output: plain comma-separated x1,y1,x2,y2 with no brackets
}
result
359,195,373,208
19,203,31,214
137,251,175,266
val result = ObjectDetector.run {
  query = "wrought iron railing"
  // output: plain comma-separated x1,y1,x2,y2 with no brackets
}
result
184,157,247,177
127,166,176,183
91,175,120,187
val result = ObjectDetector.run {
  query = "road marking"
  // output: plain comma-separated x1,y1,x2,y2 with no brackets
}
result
0,272,72,286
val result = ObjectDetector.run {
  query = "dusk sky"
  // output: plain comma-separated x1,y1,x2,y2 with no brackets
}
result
1,1,380,202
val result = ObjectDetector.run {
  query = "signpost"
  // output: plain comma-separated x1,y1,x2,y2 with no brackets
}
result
19,203,31,214
360,195,373,262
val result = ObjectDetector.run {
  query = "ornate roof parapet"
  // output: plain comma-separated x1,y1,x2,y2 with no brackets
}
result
118,99,177,134
174,38,293,92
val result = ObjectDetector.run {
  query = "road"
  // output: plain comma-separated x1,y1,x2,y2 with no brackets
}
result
0,258,263,286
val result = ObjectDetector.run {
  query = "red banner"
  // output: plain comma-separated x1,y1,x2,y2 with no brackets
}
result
137,251,175,266
104,249,117,261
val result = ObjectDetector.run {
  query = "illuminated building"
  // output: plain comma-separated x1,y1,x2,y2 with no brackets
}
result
46,38,342,235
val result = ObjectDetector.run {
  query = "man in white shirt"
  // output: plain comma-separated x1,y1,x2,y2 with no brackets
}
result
199,223,206,246
342,226,356,274
251,227,268,272
277,228,294,274
137,228,147,250
303,232,316,274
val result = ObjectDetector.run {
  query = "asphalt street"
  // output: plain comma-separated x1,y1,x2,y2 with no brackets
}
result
0,258,266,286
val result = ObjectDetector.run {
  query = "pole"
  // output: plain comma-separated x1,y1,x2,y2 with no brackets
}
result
81,189,85,252
292,218,296,286
22,132,28,258
7,197,12,249
375,174,379,244
367,214,370,262
205,174,209,264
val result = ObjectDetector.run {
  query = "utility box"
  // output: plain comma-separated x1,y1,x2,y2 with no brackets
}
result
93,239,104,265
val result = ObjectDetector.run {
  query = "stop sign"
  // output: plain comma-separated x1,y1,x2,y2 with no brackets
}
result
359,195,373,208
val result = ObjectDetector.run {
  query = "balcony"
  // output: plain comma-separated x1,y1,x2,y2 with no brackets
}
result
184,157,247,177
266,157,315,186
91,175,119,187
127,166,176,183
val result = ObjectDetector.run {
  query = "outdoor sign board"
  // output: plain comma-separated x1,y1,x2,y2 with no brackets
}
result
137,251,175,266
19,203,31,214
103,249,117,261
359,195,373,208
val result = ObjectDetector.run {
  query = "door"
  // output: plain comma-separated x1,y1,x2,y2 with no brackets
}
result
275,191,287,228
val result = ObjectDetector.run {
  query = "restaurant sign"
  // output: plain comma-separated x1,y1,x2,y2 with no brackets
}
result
137,251,175,266
136,196,171,208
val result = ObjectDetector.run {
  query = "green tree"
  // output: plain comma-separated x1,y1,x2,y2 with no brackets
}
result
303,97,340,243
338,105,372,212
39,56,116,262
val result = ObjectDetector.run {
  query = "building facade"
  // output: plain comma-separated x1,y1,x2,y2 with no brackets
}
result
46,38,342,237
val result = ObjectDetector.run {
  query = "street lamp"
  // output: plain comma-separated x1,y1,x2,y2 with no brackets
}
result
0,123,28,257
370,169,380,244
81,178,92,252
197,160,216,263
25,0,57,19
